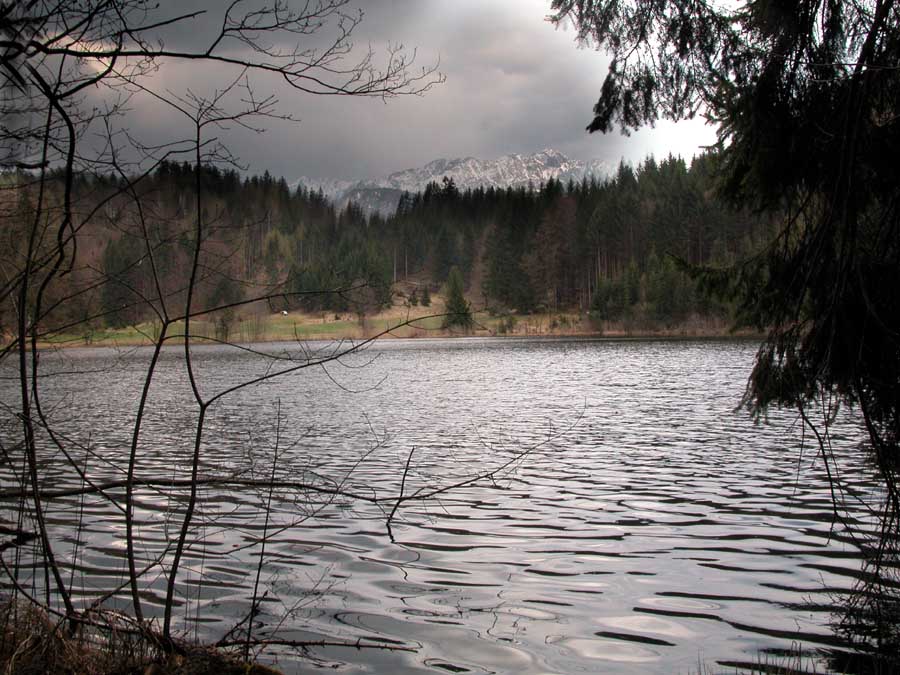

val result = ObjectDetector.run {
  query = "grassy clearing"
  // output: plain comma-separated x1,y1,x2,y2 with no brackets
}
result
19,294,753,351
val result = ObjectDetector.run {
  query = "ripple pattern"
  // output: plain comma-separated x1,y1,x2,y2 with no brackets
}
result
0,338,879,674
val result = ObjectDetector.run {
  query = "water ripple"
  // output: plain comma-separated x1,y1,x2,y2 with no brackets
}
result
0,337,877,674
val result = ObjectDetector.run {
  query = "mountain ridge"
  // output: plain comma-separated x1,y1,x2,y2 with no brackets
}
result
295,148,611,215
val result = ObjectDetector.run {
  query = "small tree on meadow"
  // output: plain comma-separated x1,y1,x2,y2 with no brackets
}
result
442,266,473,330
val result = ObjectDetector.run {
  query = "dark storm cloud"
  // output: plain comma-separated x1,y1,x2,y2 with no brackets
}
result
119,0,714,181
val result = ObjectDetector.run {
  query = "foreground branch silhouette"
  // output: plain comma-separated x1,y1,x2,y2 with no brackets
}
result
0,3,564,671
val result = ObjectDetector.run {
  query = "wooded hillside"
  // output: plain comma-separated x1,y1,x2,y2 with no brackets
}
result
1,152,772,340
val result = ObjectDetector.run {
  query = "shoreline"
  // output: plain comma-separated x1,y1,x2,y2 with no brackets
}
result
15,315,764,351
4,292,766,350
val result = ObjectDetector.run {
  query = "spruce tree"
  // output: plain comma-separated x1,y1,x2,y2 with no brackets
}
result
442,266,473,330
554,0,900,655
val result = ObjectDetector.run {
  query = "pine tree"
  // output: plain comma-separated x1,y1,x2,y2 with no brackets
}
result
442,266,473,330
554,0,900,655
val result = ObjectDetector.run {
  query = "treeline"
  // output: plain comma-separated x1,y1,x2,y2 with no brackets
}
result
1,152,772,338
381,153,773,324
295,152,773,325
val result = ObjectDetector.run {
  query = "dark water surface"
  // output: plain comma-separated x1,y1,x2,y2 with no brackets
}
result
0,337,878,673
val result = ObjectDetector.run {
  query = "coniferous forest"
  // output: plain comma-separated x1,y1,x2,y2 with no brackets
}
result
2,152,773,341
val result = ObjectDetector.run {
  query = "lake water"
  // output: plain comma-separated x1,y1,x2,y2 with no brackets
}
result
0,337,879,673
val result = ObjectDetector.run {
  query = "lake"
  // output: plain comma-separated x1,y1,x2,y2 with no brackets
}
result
0,337,878,673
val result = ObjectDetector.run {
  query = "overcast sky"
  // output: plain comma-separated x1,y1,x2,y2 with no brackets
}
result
125,0,716,181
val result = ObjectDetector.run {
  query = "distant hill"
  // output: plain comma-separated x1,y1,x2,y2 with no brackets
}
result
296,148,611,215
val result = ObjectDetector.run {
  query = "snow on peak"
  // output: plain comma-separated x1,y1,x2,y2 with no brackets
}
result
292,149,611,213
381,149,610,194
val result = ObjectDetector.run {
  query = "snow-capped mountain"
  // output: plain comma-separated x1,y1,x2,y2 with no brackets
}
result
382,149,609,194
295,149,611,214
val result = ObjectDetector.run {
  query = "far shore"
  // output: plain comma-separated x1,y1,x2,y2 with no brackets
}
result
15,298,763,350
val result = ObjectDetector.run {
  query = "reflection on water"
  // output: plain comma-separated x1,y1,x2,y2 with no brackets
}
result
0,337,877,674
